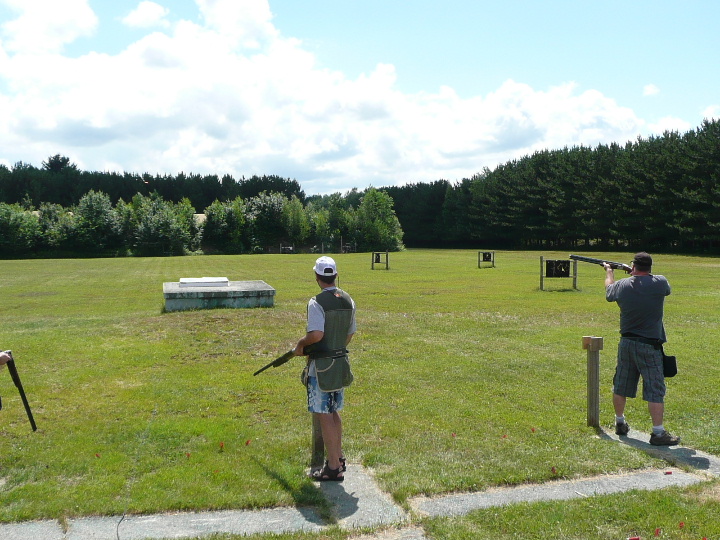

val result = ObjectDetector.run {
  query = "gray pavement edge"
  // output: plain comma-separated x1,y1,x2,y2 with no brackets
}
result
2,428,719,540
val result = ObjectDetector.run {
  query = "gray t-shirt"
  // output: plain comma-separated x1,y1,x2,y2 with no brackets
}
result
606,274,671,342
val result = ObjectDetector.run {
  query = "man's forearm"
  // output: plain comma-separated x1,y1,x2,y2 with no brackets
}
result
295,331,323,355
603,263,616,287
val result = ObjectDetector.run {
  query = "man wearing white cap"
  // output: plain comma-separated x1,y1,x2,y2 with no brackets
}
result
294,256,356,481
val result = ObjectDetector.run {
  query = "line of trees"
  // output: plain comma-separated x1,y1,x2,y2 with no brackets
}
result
383,118,720,252
0,188,404,257
1,118,719,255
1,155,306,210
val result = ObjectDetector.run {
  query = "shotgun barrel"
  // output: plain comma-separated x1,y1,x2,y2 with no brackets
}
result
3,351,37,431
569,254,632,273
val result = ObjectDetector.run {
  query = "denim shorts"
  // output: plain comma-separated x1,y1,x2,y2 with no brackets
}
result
307,375,344,413
613,338,666,403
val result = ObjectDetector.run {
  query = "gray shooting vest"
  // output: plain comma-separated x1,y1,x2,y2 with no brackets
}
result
305,288,355,391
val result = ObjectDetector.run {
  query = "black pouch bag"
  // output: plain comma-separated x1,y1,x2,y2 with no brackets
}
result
662,347,677,378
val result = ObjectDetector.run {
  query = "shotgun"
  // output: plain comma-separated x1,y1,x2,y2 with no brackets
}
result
2,351,38,431
253,349,296,376
569,254,632,273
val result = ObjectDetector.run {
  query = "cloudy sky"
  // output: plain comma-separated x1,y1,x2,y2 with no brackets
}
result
1,0,718,195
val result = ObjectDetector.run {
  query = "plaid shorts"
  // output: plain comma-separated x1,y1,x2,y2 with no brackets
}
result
612,338,666,403
306,375,344,413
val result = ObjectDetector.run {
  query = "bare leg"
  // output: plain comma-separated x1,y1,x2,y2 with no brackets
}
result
648,401,664,427
315,412,343,472
613,394,627,417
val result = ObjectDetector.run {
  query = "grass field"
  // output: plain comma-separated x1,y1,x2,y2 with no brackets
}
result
1,250,719,538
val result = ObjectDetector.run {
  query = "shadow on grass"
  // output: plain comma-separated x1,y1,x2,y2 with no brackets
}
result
598,428,715,471
251,457,332,525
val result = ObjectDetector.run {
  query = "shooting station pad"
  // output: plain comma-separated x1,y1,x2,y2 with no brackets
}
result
163,278,276,312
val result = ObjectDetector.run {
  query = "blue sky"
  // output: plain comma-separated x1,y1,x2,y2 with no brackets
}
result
1,0,718,196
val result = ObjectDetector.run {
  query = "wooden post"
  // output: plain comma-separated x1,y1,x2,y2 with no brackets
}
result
582,336,603,428
572,260,578,290
540,256,545,290
311,415,325,471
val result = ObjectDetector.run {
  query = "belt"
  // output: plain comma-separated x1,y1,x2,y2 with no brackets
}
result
309,348,348,360
621,334,662,348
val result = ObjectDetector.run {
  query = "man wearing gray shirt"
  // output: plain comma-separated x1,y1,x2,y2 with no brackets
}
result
605,252,678,445
294,256,356,481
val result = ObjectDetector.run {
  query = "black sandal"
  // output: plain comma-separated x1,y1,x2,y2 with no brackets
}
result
311,463,344,482
340,457,346,472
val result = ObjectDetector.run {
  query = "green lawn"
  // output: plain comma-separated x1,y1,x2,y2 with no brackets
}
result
1,250,719,538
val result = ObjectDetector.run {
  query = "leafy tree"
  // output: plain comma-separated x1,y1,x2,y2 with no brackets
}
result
307,204,331,252
37,202,75,250
202,198,247,254
356,188,404,251
73,190,122,252
129,193,194,256
282,195,310,247
0,203,40,254
246,191,288,252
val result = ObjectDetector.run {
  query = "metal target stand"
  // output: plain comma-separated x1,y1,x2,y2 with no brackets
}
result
540,256,577,290
371,251,389,270
478,251,496,268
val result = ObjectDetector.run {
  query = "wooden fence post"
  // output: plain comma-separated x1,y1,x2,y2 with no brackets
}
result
582,336,603,428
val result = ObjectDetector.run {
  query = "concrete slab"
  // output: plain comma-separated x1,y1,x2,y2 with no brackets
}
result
350,526,429,540
318,464,407,530
0,520,64,540
409,468,705,518
65,507,324,540
114,508,323,539
162,280,275,311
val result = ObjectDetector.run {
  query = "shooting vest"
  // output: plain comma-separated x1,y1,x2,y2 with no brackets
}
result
305,288,355,392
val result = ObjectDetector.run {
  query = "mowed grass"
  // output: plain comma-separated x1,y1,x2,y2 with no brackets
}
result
0,250,719,527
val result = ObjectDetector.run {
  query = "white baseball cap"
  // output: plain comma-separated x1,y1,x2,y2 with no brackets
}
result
313,256,337,276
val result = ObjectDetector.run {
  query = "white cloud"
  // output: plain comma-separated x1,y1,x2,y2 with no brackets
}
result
647,116,692,134
122,1,170,29
195,0,277,49
643,84,660,96
0,0,97,54
702,105,719,120
0,0,652,193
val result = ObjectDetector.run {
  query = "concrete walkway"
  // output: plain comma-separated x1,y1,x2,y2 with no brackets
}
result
2,427,719,540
